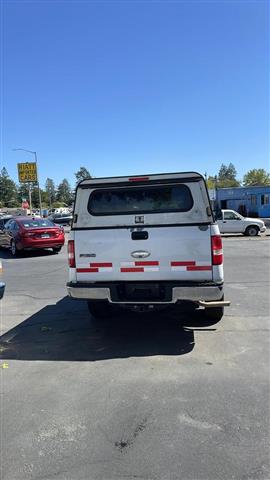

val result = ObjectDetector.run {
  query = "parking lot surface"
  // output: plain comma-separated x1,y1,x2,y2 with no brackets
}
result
0,233,269,480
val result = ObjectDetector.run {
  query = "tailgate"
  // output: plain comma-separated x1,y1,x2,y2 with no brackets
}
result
74,225,212,282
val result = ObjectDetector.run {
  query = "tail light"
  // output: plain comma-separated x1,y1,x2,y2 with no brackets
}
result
22,231,35,237
211,235,223,265
53,227,64,237
129,176,149,182
68,240,76,268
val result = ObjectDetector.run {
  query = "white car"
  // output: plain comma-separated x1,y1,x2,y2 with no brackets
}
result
216,209,266,236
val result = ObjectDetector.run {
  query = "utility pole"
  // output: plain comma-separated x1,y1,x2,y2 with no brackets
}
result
28,183,32,213
33,151,42,216
13,148,42,216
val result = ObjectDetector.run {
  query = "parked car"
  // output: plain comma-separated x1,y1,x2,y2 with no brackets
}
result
67,172,230,321
0,216,65,256
0,215,13,230
48,213,73,226
30,211,41,218
216,209,266,236
48,208,70,216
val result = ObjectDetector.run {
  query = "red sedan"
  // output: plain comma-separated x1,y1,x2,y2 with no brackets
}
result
0,216,65,256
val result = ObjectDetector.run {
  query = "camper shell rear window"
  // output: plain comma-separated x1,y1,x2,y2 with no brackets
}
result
88,184,194,216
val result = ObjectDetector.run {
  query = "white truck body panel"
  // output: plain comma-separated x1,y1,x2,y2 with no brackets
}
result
68,172,225,308
74,226,213,283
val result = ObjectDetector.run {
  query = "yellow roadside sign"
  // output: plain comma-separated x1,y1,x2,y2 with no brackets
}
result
17,162,37,183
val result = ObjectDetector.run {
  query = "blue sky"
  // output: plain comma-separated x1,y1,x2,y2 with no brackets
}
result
1,0,269,189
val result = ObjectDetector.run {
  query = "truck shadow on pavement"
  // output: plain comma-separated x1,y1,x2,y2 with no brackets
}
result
0,297,218,362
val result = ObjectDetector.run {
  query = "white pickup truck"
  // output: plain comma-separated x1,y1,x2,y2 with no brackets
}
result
67,172,230,321
216,209,266,236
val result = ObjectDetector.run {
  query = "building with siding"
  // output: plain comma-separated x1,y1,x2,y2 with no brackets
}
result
215,185,270,218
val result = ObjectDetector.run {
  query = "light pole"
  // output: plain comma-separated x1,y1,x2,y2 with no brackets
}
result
12,148,42,216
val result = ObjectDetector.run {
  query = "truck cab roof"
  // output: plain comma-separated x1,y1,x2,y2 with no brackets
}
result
78,171,204,188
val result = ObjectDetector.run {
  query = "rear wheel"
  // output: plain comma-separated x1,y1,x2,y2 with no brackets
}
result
10,240,19,257
245,225,259,236
52,247,62,254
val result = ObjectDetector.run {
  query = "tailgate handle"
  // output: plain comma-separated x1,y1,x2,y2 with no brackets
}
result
131,231,148,240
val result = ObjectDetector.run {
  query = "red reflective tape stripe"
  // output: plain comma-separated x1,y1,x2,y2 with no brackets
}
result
171,261,196,266
134,261,159,266
77,268,99,273
121,267,144,272
186,266,212,271
90,262,112,267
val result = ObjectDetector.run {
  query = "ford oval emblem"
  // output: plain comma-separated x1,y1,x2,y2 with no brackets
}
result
131,250,150,259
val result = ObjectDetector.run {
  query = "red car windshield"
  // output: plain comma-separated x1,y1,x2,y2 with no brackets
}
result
20,219,56,229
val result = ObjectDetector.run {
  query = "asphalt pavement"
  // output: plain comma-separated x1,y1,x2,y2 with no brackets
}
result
0,233,269,480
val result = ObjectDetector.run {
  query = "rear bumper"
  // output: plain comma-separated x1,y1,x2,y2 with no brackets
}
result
67,281,224,304
18,239,65,249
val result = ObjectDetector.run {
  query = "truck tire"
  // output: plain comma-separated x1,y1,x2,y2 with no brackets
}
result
10,240,19,257
87,301,112,319
245,225,259,237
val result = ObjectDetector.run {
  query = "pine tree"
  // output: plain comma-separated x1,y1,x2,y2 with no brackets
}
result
45,178,56,207
56,178,73,205
217,163,240,187
75,167,91,184
0,167,18,207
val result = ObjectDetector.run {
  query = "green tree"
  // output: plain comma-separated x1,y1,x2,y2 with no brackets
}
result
217,163,240,187
45,178,56,207
52,201,67,208
17,183,30,205
41,190,49,206
75,166,91,184
206,176,217,189
243,169,270,186
0,167,18,207
30,186,47,208
17,183,48,209
56,178,73,205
